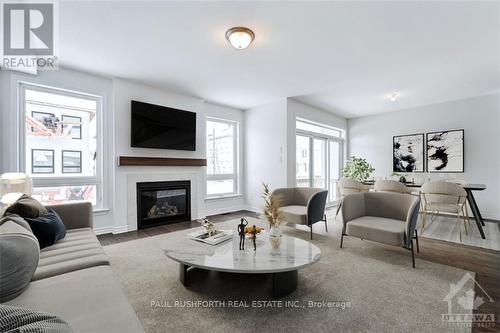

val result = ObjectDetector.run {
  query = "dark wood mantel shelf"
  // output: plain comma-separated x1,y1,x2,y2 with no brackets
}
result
118,156,207,167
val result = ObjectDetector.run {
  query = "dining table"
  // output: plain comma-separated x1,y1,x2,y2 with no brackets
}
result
362,181,487,239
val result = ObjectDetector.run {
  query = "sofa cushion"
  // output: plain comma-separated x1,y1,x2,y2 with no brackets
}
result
0,304,72,332
280,205,307,225
5,195,47,218
24,209,66,249
5,266,144,333
0,216,40,302
346,216,406,247
32,228,109,281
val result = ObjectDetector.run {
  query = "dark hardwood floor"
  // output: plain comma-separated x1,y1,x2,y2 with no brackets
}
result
97,210,499,332
97,210,258,246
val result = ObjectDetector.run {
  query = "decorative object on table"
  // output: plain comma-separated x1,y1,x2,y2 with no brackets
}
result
197,218,216,237
188,229,233,246
0,173,33,209
342,156,375,181
238,218,248,250
393,134,424,173
252,225,257,251
245,225,264,235
426,129,464,173
262,183,283,249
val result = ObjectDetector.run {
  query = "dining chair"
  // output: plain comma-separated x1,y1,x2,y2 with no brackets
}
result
335,178,369,218
374,179,412,194
420,181,469,242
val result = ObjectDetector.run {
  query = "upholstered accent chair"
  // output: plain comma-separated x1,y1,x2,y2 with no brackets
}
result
335,178,369,218
420,181,469,242
374,179,412,194
272,188,328,239
341,192,421,268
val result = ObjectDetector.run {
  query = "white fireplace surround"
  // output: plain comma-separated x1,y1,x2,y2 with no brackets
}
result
126,172,203,231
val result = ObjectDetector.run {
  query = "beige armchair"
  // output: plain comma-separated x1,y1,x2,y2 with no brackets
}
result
420,181,469,242
374,179,412,194
335,178,369,218
272,187,328,239
341,192,421,268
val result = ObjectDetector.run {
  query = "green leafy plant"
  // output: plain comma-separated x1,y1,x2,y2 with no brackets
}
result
343,156,375,181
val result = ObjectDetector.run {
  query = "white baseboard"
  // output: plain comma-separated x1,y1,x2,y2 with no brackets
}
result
94,225,129,235
205,205,248,217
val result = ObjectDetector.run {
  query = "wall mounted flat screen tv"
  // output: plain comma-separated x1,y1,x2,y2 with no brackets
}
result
131,100,196,151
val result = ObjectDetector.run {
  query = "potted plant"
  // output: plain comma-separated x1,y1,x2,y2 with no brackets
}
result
262,182,283,249
342,156,375,181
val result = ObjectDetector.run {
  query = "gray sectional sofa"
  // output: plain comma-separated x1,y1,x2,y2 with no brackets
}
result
2,202,144,332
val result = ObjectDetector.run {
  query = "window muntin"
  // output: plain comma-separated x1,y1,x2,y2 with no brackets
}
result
22,84,101,207
206,118,238,197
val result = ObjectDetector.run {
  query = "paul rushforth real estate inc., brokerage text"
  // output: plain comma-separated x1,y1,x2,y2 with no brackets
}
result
151,300,352,310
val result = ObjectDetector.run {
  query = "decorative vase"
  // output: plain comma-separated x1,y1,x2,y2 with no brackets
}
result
268,226,282,249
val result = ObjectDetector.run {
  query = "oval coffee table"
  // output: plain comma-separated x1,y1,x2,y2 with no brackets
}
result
163,231,321,298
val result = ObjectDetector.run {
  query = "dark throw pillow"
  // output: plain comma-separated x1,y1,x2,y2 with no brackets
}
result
24,209,66,249
5,194,47,218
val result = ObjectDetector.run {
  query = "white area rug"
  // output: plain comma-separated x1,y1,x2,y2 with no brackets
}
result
104,217,473,333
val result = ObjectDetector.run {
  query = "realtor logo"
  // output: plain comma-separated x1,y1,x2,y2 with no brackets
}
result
3,3,53,55
442,272,495,329
1,1,58,71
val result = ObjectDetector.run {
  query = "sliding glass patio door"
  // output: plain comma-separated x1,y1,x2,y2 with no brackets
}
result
296,134,343,205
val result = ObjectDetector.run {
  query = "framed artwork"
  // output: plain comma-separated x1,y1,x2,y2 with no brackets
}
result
62,150,82,173
32,149,54,174
393,133,424,172
426,129,464,173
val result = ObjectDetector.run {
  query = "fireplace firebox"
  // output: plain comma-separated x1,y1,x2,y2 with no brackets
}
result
136,180,190,229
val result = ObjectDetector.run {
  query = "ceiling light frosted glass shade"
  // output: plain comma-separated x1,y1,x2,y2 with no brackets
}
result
226,27,255,50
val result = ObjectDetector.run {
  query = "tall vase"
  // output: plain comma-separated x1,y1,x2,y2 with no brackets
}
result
268,225,282,250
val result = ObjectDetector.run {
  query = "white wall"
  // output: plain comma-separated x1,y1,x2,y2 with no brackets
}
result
113,78,206,232
204,102,246,216
348,94,500,219
0,69,248,234
245,99,288,211
286,98,347,187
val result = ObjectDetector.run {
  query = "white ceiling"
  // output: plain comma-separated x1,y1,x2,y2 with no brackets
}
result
59,1,500,118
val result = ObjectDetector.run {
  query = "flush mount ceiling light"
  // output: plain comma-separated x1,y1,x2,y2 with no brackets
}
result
225,27,255,50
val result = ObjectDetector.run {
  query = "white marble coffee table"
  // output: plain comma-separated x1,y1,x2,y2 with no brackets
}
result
163,228,321,298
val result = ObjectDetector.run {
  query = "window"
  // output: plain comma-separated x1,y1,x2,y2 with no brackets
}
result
32,149,54,174
296,118,344,204
296,118,344,138
21,84,101,206
62,150,82,173
206,118,238,197
61,115,82,139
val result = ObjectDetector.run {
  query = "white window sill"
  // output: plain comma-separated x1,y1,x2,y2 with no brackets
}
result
205,194,243,201
93,207,110,215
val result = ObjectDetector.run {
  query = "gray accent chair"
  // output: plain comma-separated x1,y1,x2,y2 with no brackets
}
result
272,188,328,239
341,192,421,268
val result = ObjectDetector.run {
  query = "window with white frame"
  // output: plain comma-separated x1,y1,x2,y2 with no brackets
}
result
206,118,238,197
21,84,102,206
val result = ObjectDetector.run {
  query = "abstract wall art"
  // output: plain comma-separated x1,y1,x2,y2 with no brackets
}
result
393,133,424,172
426,129,464,173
